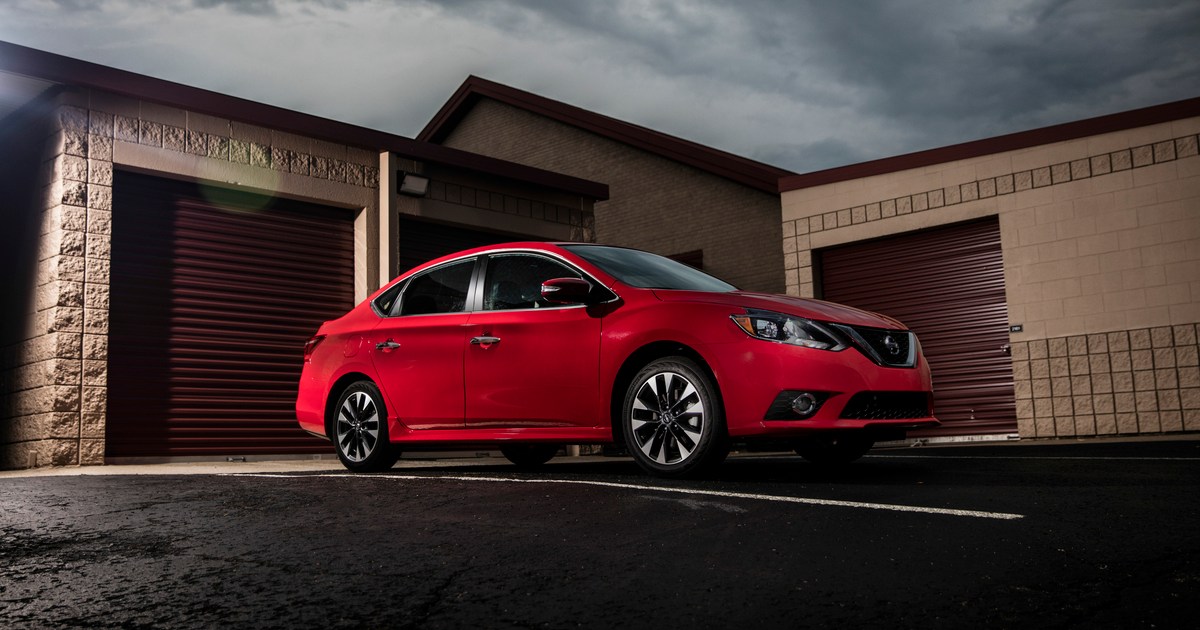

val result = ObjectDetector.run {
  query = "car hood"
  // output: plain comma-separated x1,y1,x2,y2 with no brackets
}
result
651,290,907,330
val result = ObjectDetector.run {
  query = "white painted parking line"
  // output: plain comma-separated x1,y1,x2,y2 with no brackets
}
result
229,472,1025,521
867,455,1199,461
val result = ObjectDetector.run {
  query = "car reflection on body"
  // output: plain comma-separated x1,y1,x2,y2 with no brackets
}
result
296,243,938,477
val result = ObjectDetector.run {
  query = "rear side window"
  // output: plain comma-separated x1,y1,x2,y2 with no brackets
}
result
399,259,474,316
373,281,404,315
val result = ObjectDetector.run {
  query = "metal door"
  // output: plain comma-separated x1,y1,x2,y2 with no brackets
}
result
107,172,354,456
819,217,1016,436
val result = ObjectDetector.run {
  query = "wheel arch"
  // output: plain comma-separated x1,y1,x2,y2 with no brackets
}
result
324,371,375,439
608,341,725,446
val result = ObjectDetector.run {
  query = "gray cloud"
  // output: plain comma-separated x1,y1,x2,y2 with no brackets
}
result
191,0,280,15
2,0,1197,173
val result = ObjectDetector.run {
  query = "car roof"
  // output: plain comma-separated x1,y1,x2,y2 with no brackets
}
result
379,241,622,296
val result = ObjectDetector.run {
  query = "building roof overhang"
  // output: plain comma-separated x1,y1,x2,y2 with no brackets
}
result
779,96,1200,193
419,75,795,194
0,40,608,200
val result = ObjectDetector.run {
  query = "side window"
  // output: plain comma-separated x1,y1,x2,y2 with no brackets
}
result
374,281,405,316
484,254,581,311
399,259,474,316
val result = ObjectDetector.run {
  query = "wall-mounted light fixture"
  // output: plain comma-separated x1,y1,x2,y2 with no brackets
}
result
398,172,430,197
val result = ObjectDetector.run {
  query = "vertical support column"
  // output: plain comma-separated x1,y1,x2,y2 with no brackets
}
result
81,105,115,465
31,99,90,466
378,151,399,289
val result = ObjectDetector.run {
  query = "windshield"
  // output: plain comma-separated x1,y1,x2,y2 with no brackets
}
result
563,245,737,292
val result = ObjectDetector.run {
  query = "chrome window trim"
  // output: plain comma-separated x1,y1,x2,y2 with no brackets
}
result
372,246,621,318
479,251,611,312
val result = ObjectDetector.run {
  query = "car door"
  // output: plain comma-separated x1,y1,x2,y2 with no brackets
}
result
369,257,476,430
464,252,603,428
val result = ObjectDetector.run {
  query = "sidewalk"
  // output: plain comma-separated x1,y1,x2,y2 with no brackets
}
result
0,453,514,479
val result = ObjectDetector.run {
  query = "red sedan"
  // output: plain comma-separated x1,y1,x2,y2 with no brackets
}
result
296,243,938,477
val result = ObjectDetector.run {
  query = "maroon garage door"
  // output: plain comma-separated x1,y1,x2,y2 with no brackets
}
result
819,217,1016,436
106,172,354,457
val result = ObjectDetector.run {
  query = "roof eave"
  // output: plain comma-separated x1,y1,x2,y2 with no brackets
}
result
419,75,794,194
779,96,1200,193
0,41,608,200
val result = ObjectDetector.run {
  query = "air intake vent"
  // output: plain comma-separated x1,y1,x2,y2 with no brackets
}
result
840,392,932,420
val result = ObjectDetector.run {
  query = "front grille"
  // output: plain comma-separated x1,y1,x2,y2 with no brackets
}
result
840,392,931,420
834,325,916,368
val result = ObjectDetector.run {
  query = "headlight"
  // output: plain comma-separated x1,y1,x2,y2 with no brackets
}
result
730,310,847,351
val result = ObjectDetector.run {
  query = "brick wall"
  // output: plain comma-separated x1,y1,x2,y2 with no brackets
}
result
1010,325,1198,437
438,99,785,293
780,115,1200,438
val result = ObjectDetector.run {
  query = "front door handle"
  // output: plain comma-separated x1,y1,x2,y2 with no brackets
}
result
375,339,400,351
470,336,501,347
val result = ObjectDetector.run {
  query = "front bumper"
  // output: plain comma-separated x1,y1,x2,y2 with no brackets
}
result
705,337,939,438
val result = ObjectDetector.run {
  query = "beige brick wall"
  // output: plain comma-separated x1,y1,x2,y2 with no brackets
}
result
439,99,785,293
1009,325,1199,438
780,115,1200,438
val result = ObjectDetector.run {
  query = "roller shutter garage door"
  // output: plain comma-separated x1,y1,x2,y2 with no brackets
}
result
397,217,539,276
106,172,354,457
818,217,1016,436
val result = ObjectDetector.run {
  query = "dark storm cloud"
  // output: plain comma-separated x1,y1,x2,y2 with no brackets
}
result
784,0,1200,139
425,0,1200,168
2,0,1197,172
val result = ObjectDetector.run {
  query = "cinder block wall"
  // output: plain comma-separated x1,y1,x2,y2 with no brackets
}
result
780,116,1200,439
438,99,785,293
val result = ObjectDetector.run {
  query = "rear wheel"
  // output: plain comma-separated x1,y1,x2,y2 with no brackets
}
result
332,381,399,472
794,434,874,465
623,357,728,478
500,444,560,469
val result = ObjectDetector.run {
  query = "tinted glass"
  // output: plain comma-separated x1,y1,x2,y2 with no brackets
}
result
374,281,404,316
484,254,581,311
399,259,474,316
563,245,736,292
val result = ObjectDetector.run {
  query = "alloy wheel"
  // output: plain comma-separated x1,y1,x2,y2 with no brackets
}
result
336,391,379,463
630,371,706,465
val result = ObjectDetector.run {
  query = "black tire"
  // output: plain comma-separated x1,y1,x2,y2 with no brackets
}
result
622,357,728,478
794,434,874,465
332,381,399,472
500,444,560,469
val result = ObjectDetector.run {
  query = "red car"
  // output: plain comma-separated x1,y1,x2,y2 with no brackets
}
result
296,243,938,477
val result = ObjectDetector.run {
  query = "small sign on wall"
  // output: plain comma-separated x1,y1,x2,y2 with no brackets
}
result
1010,324,1024,333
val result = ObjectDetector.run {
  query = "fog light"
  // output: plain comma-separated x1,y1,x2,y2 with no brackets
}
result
791,393,819,417
765,390,827,420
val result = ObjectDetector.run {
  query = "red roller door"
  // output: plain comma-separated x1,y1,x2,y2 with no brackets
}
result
106,172,354,456
818,217,1016,436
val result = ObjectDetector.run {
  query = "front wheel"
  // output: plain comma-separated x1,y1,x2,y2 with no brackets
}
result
622,357,728,478
332,381,399,472
794,434,874,465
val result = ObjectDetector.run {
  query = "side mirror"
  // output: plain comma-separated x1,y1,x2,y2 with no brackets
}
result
541,277,593,304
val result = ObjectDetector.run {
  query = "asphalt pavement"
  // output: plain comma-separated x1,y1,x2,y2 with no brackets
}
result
2,438,1199,629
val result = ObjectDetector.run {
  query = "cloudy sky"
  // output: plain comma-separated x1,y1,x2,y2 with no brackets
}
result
2,0,1198,173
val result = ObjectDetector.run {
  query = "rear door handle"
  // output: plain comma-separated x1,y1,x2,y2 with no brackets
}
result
470,336,501,347
375,340,400,351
